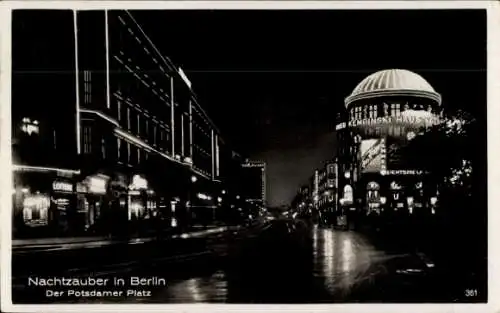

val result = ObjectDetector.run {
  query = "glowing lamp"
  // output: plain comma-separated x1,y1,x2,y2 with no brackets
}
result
430,197,438,206
380,197,386,205
407,197,414,205
191,176,198,183
88,177,107,194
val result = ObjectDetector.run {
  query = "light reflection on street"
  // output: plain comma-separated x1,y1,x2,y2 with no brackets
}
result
312,227,384,296
160,270,228,302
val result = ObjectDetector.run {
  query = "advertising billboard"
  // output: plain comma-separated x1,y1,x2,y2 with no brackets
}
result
359,139,385,173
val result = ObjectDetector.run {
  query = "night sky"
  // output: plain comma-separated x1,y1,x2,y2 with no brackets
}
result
12,9,487,207
130,9,486,206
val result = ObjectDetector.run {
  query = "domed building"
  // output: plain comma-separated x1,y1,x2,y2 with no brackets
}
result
335,69,442,228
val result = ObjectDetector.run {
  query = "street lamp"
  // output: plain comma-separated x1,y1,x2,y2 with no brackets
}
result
430,196,438,215
222,190,226,195
380,197,386,205
191,175,198,183
407,197,414,214
430,197,438,206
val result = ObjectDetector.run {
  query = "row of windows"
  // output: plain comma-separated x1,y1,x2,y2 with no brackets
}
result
349,103,434,120
82,126,154,167
112,12,173,86
111,56,172,126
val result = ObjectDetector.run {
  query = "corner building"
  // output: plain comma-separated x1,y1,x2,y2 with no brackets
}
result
74,10,229,233
336,69,442,227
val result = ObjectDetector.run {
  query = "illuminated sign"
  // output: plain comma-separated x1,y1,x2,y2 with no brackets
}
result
21,117,39,135
87,176,107,194
130,175,148,190
360,139,385,173
343,185,353,202
52,181,73,193
390,181,403,190
336,115,440,130
242,163,265,168
382,169,424,176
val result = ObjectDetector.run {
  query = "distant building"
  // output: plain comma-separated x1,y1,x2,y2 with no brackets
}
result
316,159,339,224
241,160,267,206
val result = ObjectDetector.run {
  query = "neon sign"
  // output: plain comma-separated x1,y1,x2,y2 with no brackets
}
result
52,181,73,193
382,170,424,175
336,115,440,130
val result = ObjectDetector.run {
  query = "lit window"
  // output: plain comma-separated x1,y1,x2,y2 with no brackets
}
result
391,103,400,116
21,118,39,135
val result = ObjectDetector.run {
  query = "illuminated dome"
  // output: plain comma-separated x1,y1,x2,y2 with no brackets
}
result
345,69,441,107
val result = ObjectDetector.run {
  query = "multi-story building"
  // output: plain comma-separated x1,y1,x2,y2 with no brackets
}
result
12,11,81,236
335,69,442,227
241,160,267,206
11,10,242,237
317,159,338,224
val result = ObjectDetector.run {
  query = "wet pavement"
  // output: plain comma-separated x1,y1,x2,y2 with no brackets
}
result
12,219,485,303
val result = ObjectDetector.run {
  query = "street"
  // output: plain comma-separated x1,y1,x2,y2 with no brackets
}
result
12,218,478,304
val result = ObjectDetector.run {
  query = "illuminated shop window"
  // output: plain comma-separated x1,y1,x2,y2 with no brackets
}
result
21,118,39,135
23,195,50,226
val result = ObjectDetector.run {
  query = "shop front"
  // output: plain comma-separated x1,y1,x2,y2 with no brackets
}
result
76,174,110,234
12,167,78,238
51,179,77,234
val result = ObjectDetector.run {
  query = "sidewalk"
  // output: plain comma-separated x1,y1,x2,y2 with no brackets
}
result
12,226,241,253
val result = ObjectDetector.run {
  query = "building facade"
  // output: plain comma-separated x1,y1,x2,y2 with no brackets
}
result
241,160,267,207
335,69,442,228
12,10,242,238
317,159,338,225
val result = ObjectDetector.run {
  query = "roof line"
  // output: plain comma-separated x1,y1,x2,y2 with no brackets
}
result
126,10,224,141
